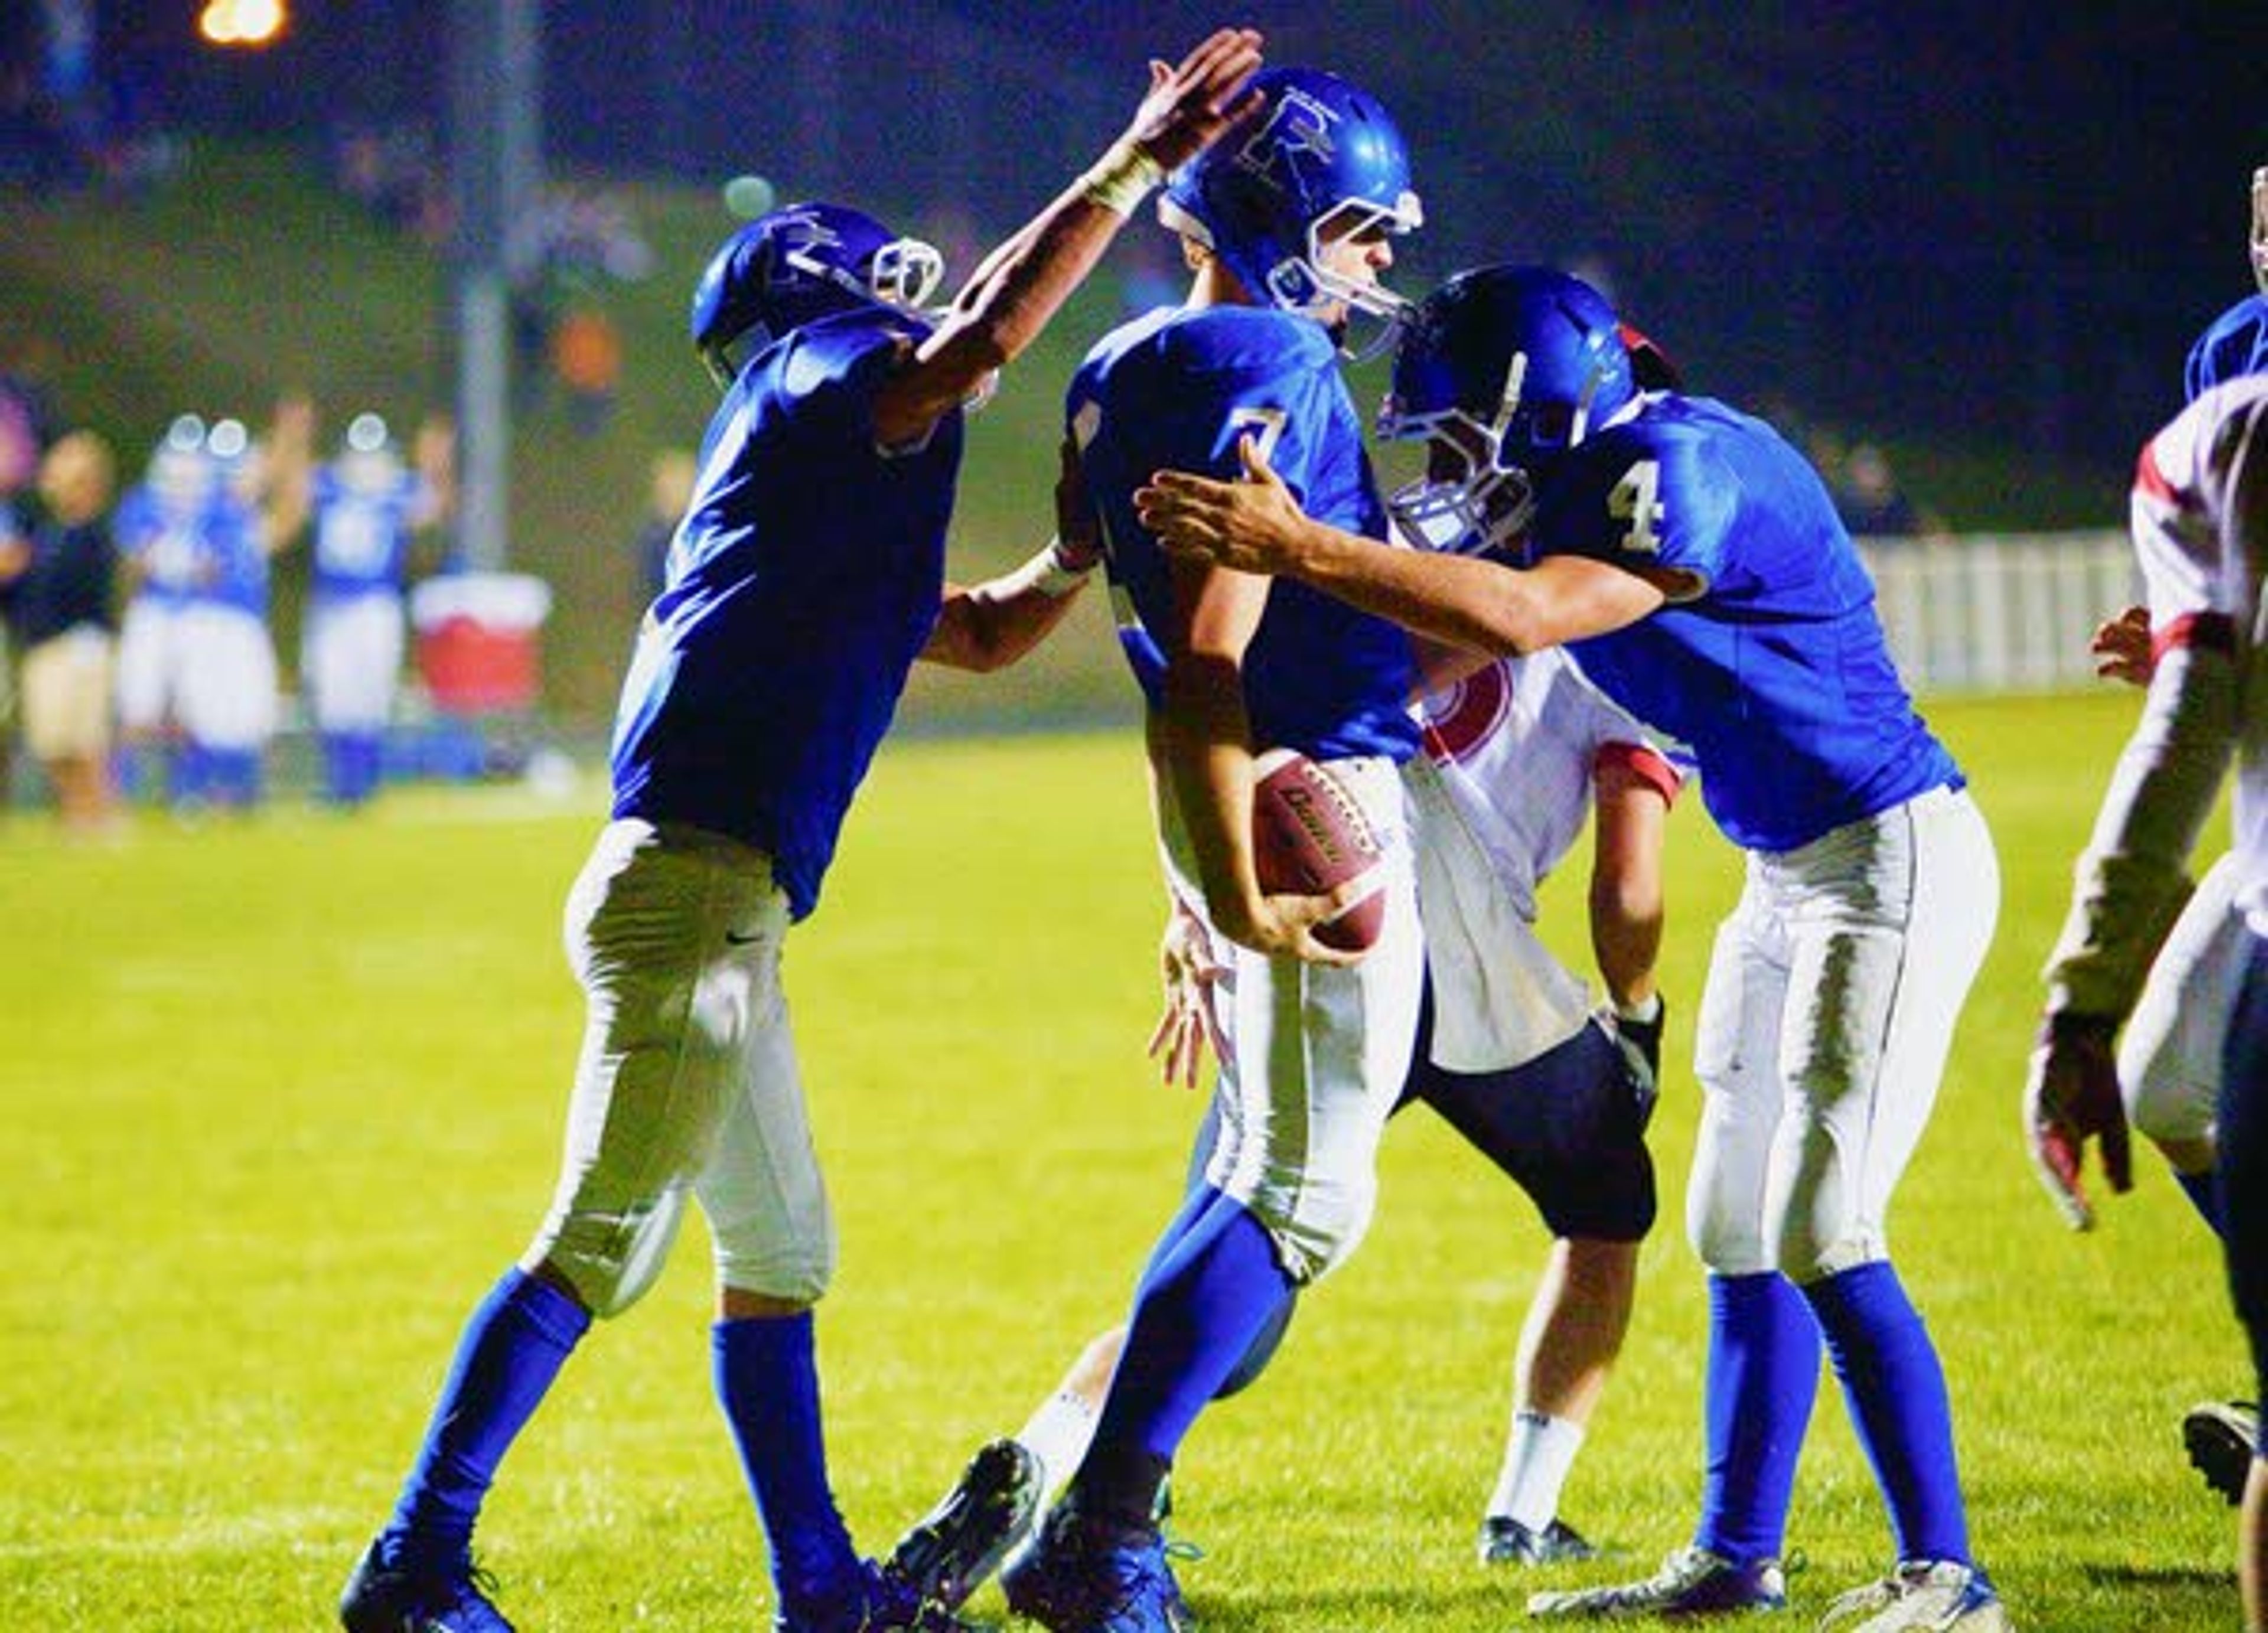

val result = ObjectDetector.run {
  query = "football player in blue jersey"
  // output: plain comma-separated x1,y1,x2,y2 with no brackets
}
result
111,415,216,805
335,28,1267,1633
291,409,452,807
1139,264,2011,1631
979,64,1433,1633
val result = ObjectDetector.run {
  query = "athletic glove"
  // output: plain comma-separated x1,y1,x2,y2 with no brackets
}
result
2023,1010,2132,1231
1612,994,1666,1132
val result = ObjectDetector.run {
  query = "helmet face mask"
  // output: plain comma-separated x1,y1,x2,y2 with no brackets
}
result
691,203,944,391
1383,405,1534,556
2251,164,2267,299
1380,265,1637,555
338,413,406,494
1159,67,1422,358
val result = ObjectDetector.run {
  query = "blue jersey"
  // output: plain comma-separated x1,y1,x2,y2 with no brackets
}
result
194,490,271,617
608,308,961,920
1070,305,1419,764
113,486,209,608
310,465,428,598
1534,394,1957,852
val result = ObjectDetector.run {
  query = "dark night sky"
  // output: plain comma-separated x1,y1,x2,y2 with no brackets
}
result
26,1,2268,465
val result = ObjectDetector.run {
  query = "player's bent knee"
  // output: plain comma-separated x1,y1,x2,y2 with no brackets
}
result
1687,1203,1772,1277
713,1233,836,1308
1772,1224,1884,1286
2127,1071,2216,1149
529,1197,687,1320
1249,1182,1376,1284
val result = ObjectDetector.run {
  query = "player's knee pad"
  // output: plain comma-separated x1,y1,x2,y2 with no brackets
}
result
2124,1060,2217,1148
711,1212,837,1306
527,1191,689,1321
1686,1182,1772,1276
1232,1164,1376,1285
1767,1175,1885,1283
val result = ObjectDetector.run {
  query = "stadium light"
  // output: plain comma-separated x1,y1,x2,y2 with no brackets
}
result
198,0,289,48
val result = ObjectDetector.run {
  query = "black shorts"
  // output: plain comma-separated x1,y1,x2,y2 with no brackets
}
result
1397,988,1658,1243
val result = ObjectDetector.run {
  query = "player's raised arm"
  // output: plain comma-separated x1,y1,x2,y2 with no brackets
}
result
872,27,1263,445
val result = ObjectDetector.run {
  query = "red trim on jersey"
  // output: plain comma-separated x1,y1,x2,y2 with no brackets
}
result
2134,437,2178,505
1594,740,1682,804
2154,611,2237,663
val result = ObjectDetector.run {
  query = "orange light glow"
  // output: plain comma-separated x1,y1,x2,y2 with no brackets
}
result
198,0,289,48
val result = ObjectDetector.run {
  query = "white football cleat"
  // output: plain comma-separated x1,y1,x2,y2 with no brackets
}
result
1815,1559,2010,1632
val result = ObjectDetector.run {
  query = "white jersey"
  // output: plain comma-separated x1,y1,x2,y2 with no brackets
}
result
2128,374,2268,937
1403,647,1682,1071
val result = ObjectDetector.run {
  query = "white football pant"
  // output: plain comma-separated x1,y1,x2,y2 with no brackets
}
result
526,819,835,1318
1167,754,1425,1284
175,604,277,751
114,599,189,735
1687,785,1998,1282
2121,850,2242,1150
305,591,406,734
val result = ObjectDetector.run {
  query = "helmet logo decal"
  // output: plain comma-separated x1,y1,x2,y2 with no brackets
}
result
773,210,846,289
1234,87,1340,198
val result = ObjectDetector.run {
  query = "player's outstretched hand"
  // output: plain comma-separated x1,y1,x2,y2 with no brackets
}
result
2091,604,2155,687
1149,897,1227,1087
1119,28,1266,176
1139,433,1311,576
2023,1011,2133,1231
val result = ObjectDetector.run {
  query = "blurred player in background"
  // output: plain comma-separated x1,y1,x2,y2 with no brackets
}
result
1139,263,2010,1631
2035,365,2268,1631
337,29,1267,1633
291,408,453,807
979,66,1432,1633
110,415,211,804
0,428,120,833
2026,161,2268,1505
170,410,304,811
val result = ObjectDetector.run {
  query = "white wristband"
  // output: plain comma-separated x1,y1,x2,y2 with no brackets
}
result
1006,536,1099,601
1080,139,1166,218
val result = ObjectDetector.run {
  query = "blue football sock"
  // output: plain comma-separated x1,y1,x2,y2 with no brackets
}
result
2174,1168,2225,1238
1696,1272,1821,1566
1803,1261,1972,1565
1076,1195,1295,1526
714,1312,859,1608
381,1268,591,1570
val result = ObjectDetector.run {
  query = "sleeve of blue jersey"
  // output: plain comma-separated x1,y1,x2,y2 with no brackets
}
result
770,319,915,446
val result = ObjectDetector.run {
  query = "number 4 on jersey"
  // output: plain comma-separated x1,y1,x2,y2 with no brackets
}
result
1608,458,1664,555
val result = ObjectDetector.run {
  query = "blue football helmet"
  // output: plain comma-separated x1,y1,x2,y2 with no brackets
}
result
689,201,944,389
2184,294,2268,403
146,414,213,514
1379,265,1637,555
1157,66,1422,357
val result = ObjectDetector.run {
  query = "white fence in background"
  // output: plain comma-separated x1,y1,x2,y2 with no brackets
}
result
1858,531,2137,695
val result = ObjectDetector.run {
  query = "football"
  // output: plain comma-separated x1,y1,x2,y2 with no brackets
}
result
1251,748,1387,952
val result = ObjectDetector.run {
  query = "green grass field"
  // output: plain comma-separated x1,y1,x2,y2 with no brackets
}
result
0,687,2245,1631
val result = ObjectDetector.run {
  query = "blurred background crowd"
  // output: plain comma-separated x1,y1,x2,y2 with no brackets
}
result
0,0,2254,832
